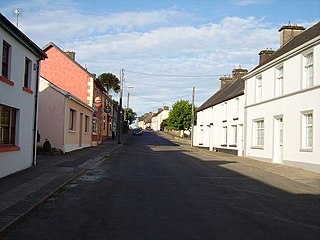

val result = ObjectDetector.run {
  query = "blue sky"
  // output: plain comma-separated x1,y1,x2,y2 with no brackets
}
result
1,0,319,116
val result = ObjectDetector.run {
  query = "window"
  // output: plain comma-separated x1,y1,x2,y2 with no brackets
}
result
69,109,76,131
85,115,89,133
0,105,16,145
24,57,32,89
222,126,227,145
222,102,227,122
303,53,313,88
301,112,313,150
253,120,264,147
93,117,98,134
275,66,284,97
255,76,262,102
233,98,239,120
231,125,237,145
2,41,11,79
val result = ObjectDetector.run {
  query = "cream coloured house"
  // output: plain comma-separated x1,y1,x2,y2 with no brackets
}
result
38,77,93,153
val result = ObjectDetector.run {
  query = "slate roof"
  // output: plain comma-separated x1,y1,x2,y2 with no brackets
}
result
251,22,320,72
197,77,244,112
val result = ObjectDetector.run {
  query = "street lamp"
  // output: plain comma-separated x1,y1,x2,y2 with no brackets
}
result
126,86,134,109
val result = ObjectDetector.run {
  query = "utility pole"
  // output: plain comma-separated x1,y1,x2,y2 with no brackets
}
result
191,86,195,147
117,68,124,144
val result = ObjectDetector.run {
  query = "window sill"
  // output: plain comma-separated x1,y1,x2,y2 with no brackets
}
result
0,145,21,152
68,129,76,133
23,87,33,94
229,144,237,147
300,148,313,152
0,76,14,86
84,132,90,135
221,144,227,147
251,146,264,149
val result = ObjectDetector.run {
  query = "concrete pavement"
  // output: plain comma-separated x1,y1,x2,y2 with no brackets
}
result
0,133,130,234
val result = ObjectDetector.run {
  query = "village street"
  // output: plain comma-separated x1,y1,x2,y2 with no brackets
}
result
1,131,320,240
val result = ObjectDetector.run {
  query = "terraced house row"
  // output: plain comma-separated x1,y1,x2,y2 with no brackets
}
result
194,22,320,173
0,13,121,178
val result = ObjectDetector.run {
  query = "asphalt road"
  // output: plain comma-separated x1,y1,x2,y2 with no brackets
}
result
2,131,320,240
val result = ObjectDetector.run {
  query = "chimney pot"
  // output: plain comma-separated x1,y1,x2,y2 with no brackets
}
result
65,51,76,60
279,24,305,47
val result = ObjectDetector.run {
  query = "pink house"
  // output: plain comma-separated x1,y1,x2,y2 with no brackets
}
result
40,42,94,105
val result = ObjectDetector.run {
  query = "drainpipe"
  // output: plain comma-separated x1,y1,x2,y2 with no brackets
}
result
32,60,41,166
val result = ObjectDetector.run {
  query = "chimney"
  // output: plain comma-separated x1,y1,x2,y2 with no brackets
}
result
232,67,248,80
259,49,275,65
279,24,305,47
65,51,76,60
219,76,233,89
163,106,169,110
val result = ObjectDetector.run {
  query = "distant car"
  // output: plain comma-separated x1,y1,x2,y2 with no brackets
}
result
133,128,142,135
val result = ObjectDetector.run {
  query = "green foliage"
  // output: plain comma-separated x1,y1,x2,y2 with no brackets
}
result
166,100,194,130
97,72,120,93
124,108,137,124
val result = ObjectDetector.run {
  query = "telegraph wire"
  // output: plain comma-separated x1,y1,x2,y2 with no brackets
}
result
125,70,228,78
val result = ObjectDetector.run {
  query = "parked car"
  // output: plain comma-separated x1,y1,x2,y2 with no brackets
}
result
133,128,142,135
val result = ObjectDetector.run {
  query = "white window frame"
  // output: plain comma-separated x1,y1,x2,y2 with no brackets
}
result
222,126,227,145
84,115,89,133
255,75,262,103
233,98,239,120
69,108,77,131
302,52,314,88
231,125,237,146
2,40,11,79
252,119,264,148
222,102,227,122
24,57,32,89
275,65,284,97
301,111,313,151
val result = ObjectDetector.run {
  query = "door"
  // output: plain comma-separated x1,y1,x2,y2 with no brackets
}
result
273,117,283,164
238,125,243,156
79,113,83,147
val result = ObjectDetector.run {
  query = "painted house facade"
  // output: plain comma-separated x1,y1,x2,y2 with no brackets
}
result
194,68,247,156
38,77,93,153
151,106,169,131
0,13,46,178
40,42,113,146
244,23,320,173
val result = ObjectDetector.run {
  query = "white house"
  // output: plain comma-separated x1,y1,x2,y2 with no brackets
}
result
38,77,94,153
244,22,320,173
0,13,46,178
193,68,247,156
151,106,170,131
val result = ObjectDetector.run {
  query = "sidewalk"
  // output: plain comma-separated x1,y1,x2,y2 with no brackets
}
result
0,133,130,234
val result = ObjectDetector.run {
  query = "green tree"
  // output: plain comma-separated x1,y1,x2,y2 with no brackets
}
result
166,100,194,130
97,72,120,93
124,108,137,125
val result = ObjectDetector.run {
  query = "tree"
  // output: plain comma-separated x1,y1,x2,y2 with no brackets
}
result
97,73,120,93
124,108,137,125
166,100,194,131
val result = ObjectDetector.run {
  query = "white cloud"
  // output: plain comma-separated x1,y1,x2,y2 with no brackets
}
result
1,1,306,116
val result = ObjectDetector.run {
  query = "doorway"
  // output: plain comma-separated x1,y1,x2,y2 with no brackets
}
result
273,117,283,164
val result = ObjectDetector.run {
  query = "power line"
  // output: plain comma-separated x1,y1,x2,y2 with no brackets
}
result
125,70,228,78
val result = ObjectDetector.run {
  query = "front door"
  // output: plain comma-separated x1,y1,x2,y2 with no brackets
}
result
273,117,283,164
79,113,83,147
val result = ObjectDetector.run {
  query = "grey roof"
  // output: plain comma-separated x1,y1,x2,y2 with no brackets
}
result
251,22,320,72
0,13,46,59
197,77,244,112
